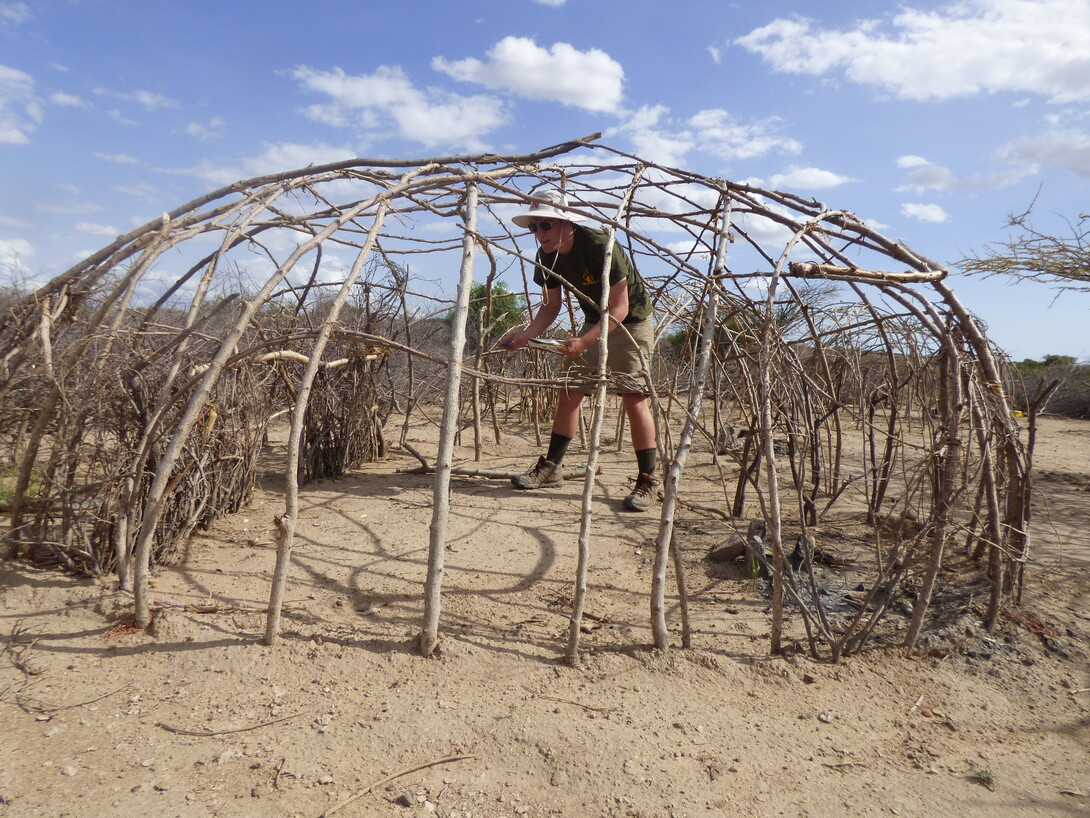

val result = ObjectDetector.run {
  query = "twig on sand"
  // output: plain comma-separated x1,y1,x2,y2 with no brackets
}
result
26,681,133,713
397,464,520,478
823,761,867,771
535,695,616,714
674,497,733,522
150,602,301,615
399,442,591,479
398,463,591,480
321,753,475,817
155,711,301,736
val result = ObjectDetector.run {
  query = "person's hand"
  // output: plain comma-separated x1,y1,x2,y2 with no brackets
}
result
561,335,591,357
498,331,528,351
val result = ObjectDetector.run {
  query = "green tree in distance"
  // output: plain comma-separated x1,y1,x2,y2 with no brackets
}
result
447,281,527,342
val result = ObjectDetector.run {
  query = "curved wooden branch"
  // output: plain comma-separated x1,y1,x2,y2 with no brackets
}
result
789,261,946,284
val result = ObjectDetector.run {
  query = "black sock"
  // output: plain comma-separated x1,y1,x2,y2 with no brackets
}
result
635,447,657,476
546,433,572,465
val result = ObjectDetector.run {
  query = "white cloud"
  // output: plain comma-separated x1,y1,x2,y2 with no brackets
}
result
896,158,959,191
895,154,1032,191
707,45,722,64
617,104,667,137
0,237,34,267
611,107,693,167
432,37,624,113
0,64,41,144
896,155,930,169
611,105,802,169
630,130,695,170
106,109,136,126
0,214,30,228
131,90,177,110
94,87,178,111
37,200,102,215
901,202,950,223
187,116,225,141
768,166,857,190
0,2,30,27
114,180,162,201
96,152,140,164
532,0,566,5
736,1,1090,102
997,127,1090,178
75,221,119,237
690,109,803,161
292,65,506,150
49,91,88,108
182,141,357,187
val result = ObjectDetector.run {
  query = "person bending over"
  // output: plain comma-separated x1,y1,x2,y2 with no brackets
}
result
500,190,659,512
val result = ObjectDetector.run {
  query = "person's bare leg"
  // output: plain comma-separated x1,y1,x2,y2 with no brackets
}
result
552,390,585,438
622,393,656,452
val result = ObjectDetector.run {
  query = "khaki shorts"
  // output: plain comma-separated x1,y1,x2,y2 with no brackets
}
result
560,319,654,395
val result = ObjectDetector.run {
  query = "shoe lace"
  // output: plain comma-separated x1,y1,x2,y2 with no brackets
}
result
633,473,655,497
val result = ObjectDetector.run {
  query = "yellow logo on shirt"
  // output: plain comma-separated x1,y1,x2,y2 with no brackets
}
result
582,267,598,286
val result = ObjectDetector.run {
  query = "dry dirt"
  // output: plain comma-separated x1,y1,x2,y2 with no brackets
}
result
1,413,1088,817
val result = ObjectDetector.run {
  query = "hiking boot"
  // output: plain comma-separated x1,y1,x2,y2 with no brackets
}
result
623,472,658,511
511,455,563,489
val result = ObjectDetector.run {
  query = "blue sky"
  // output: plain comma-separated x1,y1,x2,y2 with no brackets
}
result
1,0,1088,361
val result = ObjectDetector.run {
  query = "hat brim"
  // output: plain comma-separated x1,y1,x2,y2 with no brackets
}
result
511,205,580,228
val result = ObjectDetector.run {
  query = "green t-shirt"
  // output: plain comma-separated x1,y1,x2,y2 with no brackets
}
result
533,225,652,325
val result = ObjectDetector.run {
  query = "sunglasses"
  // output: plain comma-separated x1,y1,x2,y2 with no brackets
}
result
527,220,555,234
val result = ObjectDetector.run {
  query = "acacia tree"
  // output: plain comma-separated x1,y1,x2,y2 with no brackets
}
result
960,204,1090,292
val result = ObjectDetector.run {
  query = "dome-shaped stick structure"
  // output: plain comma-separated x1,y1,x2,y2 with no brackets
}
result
0,135,1031,662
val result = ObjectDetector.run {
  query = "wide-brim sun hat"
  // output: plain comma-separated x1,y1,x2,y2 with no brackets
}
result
511,189,583,228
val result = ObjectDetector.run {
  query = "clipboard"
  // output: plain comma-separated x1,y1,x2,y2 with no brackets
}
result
526,337,565,352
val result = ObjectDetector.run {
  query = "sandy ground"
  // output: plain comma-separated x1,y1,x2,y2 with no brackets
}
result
1,412,1088,817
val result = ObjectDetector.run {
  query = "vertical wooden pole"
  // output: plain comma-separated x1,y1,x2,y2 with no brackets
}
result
265,203,389,644
651,200,729,649
566,171,643,665
905,336,963,650
419,182,478,657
